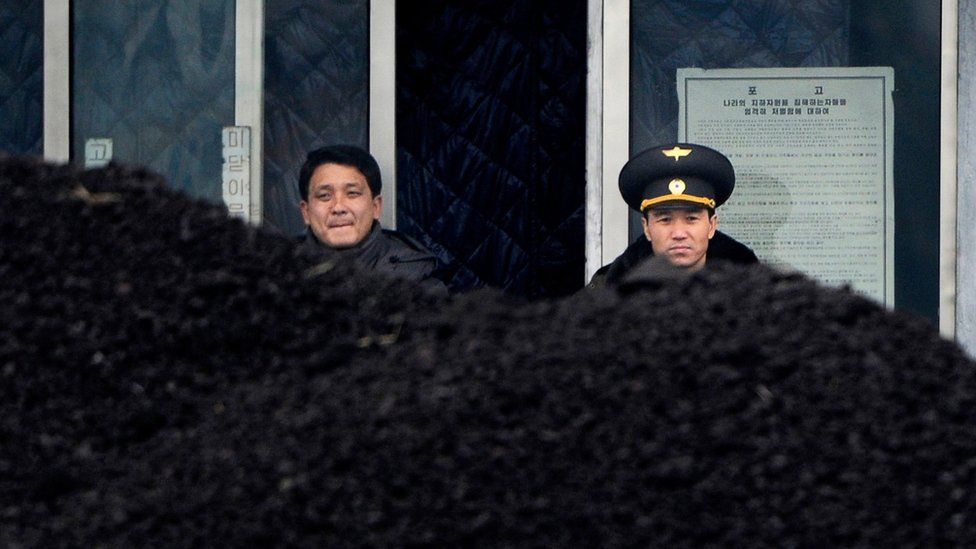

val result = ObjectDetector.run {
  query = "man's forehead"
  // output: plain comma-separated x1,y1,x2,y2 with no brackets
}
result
312,162,366,180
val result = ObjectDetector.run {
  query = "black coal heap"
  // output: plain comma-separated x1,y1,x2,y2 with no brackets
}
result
2,155,975,547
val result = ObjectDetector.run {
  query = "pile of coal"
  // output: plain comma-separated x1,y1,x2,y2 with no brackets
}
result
0,155,441,545
2,154,974,547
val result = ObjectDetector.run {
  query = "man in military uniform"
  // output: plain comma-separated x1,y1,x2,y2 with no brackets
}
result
297,145,446,293
591,142,758,285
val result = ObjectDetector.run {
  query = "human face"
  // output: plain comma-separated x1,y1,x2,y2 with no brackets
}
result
641,208,717,271
300,163,382,249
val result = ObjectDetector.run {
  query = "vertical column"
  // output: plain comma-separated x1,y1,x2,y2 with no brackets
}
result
941,0,959,338
43,0,70,162
957,0,976,355
585,0,604,281
602,0,630,266
371,0,397,228
236,0,264,224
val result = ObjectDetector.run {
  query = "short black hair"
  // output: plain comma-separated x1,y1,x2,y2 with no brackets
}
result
298,145,382,201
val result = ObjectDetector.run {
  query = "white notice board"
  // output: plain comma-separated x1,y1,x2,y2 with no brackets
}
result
678,67,895,307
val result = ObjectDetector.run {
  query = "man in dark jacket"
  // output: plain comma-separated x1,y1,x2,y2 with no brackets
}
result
297,145,446,293
591,142,758,286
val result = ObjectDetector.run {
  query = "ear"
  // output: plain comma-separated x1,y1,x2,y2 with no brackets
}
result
708,212,718,239
641,213,652,241
299,200,311,225
372,194,383,220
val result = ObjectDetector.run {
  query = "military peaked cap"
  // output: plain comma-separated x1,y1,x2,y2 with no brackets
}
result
619,143,735,213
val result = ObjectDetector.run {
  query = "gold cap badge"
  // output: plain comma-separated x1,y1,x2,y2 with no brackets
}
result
668,178,686,195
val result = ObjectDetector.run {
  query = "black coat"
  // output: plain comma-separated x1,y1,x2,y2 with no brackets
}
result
590,230,759,286
298,222,447,294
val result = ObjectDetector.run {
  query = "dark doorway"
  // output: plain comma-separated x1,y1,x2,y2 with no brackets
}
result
0,0,43,156
396,0,587,298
